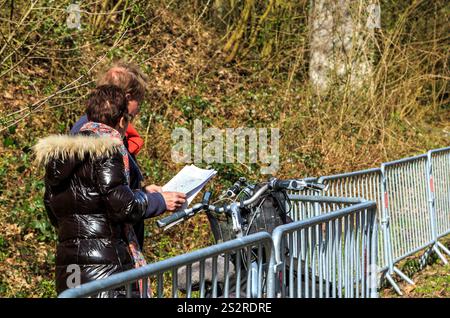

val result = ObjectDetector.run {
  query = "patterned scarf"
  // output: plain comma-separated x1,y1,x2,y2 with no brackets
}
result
80,121,151,298
80,121,130,181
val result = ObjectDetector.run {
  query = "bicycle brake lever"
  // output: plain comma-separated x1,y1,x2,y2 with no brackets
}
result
229,203,243,238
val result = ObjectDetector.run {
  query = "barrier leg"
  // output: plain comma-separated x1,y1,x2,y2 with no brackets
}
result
383,224,414,295
436,241,450,257
432,244,448,265
393,267,414,286
384,273,403,296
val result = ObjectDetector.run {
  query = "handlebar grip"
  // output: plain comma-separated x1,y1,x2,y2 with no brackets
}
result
273,179,291,190
202,191,212,205
272,179,328,192
157,210,188,228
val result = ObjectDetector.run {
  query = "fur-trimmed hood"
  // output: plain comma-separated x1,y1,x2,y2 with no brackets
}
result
33,134,122,167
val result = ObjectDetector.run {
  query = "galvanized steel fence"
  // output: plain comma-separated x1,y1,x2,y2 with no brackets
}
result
306,147,450,295
59,231,276,298
273,197,378,298
305,169,386,271
58,197,377,298
427,148,450,264
429,148,450,241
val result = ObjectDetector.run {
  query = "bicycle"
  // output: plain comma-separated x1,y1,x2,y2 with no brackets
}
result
157,177,329,297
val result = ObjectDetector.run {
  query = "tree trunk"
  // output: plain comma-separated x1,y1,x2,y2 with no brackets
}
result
309,0,376,93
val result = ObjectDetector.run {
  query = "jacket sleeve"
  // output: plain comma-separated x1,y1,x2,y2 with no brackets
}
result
95,152,148,225
144,192,167,218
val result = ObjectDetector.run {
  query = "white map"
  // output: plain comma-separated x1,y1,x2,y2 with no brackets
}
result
162,165,217,210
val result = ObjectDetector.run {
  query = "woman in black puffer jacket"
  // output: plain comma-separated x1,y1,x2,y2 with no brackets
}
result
34,85,156,297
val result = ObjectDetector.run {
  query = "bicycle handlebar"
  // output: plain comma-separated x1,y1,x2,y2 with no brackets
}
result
157,178,326,229
156,203,203,228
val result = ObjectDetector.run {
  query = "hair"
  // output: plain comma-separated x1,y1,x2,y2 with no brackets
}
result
96,60,148,103
86,85,129,128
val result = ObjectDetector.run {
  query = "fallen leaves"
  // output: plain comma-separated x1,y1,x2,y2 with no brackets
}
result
3,91,13,99
4,223,22,237
24,232,34,241
403,284,416,294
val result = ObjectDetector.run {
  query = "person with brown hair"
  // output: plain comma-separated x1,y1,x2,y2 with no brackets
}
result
35,85,186,296
72,61,147,156
70,61,164,250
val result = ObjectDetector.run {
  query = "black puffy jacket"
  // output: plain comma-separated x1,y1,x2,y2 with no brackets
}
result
34,131,148,296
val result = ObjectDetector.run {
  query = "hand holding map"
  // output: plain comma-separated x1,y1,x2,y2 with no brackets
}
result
162,165,217,210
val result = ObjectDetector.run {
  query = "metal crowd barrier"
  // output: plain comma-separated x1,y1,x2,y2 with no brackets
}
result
382,155,434,263
379,155,433,294
273,197,378,298
427,147,450,261
58,196,379,299
311,147,450,295
287,194,362,257
315,169,386,271
58,232,275,298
